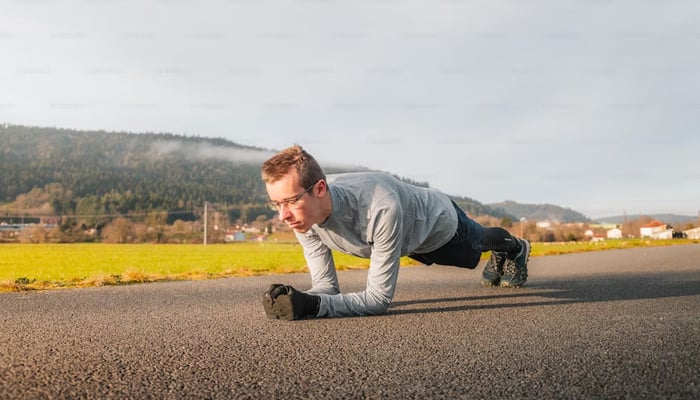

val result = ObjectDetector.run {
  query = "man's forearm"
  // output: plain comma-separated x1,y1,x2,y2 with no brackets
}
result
317,289,393,317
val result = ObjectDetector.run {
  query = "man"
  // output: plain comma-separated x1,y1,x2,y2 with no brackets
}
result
261,145,530,320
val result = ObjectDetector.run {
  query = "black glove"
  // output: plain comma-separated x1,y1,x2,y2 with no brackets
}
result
262,283,285,319
262,284,321,321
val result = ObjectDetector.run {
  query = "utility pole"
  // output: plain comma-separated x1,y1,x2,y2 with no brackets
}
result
203,201,208,246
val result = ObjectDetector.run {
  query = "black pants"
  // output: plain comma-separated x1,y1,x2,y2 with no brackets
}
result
409,202,484,269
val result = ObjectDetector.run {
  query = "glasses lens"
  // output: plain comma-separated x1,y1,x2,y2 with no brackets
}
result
268,182,316,211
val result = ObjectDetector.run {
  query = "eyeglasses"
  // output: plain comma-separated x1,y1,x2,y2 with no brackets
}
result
267,181,317,211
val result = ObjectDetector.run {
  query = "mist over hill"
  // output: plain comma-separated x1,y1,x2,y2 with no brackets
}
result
1,124,510,223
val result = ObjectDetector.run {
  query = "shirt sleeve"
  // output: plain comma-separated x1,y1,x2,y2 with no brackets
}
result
316,200,403,317
294,229,340,296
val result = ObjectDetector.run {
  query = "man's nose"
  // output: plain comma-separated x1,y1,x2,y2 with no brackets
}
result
278,204,292,220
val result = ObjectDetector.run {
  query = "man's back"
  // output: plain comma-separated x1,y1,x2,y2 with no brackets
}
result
308,172,458,257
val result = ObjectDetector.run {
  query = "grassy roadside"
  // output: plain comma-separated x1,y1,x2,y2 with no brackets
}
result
0,242,373,292
533,238,698,255
1,239,697,292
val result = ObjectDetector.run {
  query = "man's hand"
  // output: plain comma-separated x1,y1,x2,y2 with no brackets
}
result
262,284,321,321
262,284,286,319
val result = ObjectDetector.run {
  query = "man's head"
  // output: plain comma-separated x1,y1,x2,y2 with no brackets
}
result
261,144,325,188
261,145,330,232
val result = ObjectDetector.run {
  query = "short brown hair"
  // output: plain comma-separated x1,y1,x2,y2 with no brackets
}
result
261,144,326,187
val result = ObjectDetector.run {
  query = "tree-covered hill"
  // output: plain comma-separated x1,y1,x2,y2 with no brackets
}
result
1,124,510,224
488,200,591,223
1,124,281,221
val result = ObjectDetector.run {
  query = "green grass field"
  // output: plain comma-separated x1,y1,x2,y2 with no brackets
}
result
0,242,378,291
1,239,696,291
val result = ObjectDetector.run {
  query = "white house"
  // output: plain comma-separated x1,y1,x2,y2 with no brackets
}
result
640,221,673,239
655,229,673,239
536,221,552,229
683,227,700,239
607,228,623,239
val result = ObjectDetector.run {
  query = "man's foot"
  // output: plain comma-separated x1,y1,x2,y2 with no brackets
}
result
500,238,530,288
481,251,507,286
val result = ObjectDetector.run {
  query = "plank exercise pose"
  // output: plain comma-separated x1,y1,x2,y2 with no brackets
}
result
261,145,530,320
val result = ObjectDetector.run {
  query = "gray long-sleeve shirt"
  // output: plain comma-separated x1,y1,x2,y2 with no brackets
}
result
294,172,458,317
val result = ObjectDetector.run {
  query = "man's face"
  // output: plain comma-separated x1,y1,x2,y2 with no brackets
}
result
265,170,323,233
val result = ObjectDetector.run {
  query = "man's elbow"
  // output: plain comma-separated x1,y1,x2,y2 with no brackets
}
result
365,291,392,315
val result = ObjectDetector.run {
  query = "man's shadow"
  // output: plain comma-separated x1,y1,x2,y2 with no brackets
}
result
389,270,700,315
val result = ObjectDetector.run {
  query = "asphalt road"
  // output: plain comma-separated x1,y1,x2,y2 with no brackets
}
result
1,244,699,399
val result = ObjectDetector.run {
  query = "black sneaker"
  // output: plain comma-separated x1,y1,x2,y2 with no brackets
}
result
481,251,507,286
500,238,530,288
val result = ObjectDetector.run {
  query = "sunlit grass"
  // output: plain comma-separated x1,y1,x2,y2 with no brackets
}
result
0,238,696,291
0,242,397,291
530,238,697,256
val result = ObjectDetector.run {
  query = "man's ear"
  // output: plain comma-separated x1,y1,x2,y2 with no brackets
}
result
315,179,328,197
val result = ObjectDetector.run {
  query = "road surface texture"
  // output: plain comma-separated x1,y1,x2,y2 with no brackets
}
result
1,244,699,399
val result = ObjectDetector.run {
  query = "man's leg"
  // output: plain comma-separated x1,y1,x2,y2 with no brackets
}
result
409,204,530,287
481,227,515,286
408,202,483,269
482,227,521,253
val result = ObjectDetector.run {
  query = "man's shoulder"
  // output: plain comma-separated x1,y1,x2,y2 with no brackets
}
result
326,172,401,213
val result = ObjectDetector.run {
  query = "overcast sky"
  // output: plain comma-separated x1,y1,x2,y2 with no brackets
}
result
1,0,699,219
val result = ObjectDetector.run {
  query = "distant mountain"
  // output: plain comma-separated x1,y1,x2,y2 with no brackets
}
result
452,195,514,220
488,200,591,223
595,214,698,226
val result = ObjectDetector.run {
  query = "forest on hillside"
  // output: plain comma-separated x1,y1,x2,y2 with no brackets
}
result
1,125,276,225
